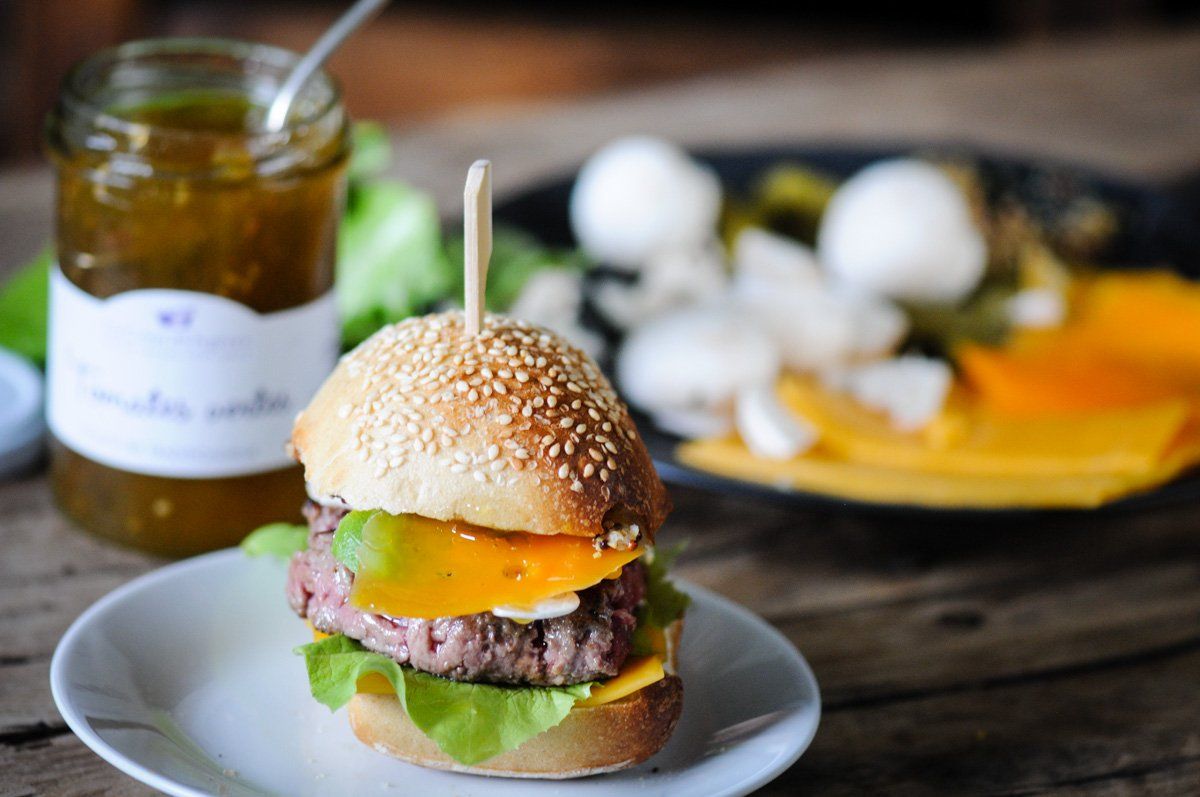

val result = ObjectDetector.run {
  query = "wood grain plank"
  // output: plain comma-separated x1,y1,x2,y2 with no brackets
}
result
763,651,1200,795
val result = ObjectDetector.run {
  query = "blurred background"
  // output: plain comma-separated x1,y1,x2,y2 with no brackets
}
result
2,0,1199,165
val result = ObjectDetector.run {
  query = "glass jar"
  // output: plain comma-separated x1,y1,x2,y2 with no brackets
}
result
45,39,349,556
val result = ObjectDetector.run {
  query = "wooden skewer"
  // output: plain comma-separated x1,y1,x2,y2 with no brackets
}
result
463,159,492,337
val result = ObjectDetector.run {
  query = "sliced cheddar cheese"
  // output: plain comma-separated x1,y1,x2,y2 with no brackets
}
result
781,376,1190,477
677,434,1199,509
351,513,642,620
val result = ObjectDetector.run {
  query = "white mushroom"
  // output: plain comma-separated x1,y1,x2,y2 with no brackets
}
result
730,227,907,369
507,269,605,358
616,304,780,431
570,136,722,270
735,382,818,459
592,239,727,330
732,227,824,300
817,159,987,304
820,354,952,432
1007,287,1066,329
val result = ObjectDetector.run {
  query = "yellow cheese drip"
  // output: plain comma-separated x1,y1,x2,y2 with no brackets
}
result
350,513,643,620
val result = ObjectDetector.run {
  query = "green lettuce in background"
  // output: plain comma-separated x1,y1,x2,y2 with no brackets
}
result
338,180,453,347
444,226,588,313
0,248,51,365
296,633,592,765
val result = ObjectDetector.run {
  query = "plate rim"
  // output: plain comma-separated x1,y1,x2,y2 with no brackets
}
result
50,547,821,797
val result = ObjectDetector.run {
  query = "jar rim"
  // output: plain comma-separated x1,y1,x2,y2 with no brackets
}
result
57,37,343,146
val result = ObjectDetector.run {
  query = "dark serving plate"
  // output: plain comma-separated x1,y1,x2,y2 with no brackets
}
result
494,144,1200,518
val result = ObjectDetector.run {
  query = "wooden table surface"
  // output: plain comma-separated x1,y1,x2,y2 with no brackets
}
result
4,30,1200,797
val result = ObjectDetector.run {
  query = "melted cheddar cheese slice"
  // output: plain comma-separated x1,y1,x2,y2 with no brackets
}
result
350,513,643,620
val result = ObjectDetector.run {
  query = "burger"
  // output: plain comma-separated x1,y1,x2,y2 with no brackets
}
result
255,311,687,778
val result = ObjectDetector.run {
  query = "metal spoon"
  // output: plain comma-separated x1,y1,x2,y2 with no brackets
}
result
265,0,391,131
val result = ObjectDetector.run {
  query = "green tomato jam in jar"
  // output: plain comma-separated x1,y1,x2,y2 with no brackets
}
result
45,39,349,556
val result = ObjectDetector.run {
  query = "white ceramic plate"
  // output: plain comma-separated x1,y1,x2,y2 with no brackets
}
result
51,549,820,796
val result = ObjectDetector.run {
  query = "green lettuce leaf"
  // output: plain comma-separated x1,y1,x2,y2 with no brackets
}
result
240,523,307,561
331,510,376,572
338,181,454,348
643,543,691,628
445,225,587,311
631,543,690,655
296,634,592,765
0,248,52,365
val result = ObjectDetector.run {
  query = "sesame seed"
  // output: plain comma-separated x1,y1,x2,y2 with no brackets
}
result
548,443,561,457
576,424,587,434
600,469,610,481
564,441,575,455
557,464,570,479
559,418,573,428
497,413,513,425
583,463,595,477
487,444,500,460
515,448,529,459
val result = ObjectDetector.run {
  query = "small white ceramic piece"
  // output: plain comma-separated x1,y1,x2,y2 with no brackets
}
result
51,549,820,797
0,348,45,479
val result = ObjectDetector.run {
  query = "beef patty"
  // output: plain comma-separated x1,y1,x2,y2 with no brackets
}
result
287,501,644,686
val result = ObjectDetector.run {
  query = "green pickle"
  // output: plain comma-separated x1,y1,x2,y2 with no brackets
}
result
45,41,349,556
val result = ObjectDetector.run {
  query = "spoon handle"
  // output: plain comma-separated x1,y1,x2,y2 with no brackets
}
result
266,0,391,131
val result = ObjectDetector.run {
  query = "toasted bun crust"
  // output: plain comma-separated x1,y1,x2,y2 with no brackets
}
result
349,675,683,779
292,312,670,539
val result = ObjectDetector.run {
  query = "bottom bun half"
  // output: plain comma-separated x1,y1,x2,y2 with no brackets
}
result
348,675,683,779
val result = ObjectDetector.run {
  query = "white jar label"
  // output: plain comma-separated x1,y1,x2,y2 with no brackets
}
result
47,267,339,478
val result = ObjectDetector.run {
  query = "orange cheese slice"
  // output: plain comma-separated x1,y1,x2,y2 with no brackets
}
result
677,434,1200,509
780,376,1190,477
577,656,666,706
309,627,667,706
351,513,642,620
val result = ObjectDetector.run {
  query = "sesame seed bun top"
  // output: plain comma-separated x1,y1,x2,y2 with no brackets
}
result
290,312,671,540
